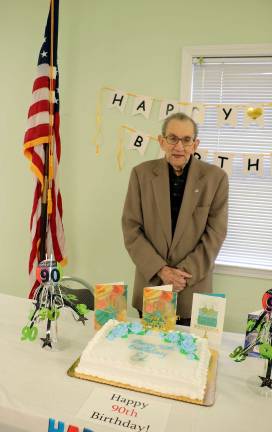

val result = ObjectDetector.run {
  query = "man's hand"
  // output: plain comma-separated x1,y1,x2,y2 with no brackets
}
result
157,266,192,292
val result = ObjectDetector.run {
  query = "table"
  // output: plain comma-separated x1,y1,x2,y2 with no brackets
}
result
0,294,269,432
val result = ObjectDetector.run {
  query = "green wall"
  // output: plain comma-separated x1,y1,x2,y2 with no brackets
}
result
1,0,271,333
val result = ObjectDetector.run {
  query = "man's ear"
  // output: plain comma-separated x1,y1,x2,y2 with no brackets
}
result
158,135,165,150
193,138,200,152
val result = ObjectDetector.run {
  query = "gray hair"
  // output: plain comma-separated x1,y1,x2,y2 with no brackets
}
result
162,112,198,139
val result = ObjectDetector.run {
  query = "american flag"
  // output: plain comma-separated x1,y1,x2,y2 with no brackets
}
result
23,0,66,298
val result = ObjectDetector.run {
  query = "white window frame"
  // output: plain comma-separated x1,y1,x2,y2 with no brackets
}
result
180,44,272,280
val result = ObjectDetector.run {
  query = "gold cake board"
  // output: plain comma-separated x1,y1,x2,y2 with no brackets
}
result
67,349,218,407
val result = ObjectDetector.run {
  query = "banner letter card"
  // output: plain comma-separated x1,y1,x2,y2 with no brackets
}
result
213,153,234,176
131,95,153,119
108,89,128,112
128,130,150,155
243,154,264,176
217,105,237,127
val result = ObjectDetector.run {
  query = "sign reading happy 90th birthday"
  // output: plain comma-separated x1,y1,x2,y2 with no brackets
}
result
76,387,171,432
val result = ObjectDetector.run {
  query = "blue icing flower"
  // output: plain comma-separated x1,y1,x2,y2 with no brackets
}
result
107,323,128,340
165,332,180,343
181,333,195,344
129,322,143,334
107,332,116,341
179,338,196,354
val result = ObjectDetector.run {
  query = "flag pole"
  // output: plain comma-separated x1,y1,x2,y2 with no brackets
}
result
39,0,55,261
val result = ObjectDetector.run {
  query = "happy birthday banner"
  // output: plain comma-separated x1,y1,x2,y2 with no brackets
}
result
93,87,272,170
117,124,272,175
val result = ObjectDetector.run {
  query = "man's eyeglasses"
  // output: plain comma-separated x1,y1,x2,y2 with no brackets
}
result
164,134,195,148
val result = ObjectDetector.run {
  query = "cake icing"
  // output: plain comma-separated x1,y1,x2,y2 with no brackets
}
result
76,319,211,400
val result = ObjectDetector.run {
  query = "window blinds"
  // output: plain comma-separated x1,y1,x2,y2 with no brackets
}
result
191,57,272,270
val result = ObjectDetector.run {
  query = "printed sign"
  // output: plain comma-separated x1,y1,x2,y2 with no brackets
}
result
76,387,171,432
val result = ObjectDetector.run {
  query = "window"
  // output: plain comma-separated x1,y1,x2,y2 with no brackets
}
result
181,45,272,278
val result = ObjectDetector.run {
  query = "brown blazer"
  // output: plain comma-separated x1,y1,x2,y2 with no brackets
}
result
122,156,228,318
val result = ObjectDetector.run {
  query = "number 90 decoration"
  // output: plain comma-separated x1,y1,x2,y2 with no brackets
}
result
21,256,89,349
36,259,63,284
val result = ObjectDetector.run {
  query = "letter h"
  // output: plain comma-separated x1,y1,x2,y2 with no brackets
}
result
48,418,65,432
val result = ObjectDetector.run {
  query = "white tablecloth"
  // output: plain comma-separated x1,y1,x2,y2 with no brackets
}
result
0,294,269,432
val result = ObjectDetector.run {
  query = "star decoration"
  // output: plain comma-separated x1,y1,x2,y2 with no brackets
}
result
77,315,88,325
40,336,52,349
259,376,272,389
41,50,47,58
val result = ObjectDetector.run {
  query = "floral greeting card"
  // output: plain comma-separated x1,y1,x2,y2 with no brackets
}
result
94,282,127,330
142,284,177,331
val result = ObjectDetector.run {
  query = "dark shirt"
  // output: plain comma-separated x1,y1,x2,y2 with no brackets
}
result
168,156,191,237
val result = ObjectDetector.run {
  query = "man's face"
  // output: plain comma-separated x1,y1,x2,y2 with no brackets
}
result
158,119,199,172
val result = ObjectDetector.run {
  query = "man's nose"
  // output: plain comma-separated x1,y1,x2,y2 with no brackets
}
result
174,140,185,150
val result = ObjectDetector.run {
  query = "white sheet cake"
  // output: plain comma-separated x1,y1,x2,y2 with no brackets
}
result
76,319,211,401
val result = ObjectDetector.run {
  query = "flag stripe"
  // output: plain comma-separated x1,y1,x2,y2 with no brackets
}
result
33,76,56,92
28,100,50,118
27,112,50,129
24,123,50,144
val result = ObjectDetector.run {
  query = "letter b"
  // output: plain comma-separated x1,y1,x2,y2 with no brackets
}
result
133,135,143,147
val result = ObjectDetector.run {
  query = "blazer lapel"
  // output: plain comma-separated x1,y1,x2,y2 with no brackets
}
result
170,157,204,253
152,159,172,248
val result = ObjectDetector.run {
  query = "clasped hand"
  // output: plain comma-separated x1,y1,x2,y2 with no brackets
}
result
157,265,192,292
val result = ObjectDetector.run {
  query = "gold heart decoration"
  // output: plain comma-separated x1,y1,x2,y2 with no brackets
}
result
247,107,263,120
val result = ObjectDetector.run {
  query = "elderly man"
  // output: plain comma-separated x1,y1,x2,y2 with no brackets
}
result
122,112,228,325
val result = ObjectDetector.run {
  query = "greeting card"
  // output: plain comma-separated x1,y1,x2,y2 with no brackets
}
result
190,293,226,347
142,285,177,331
94,282,127,330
